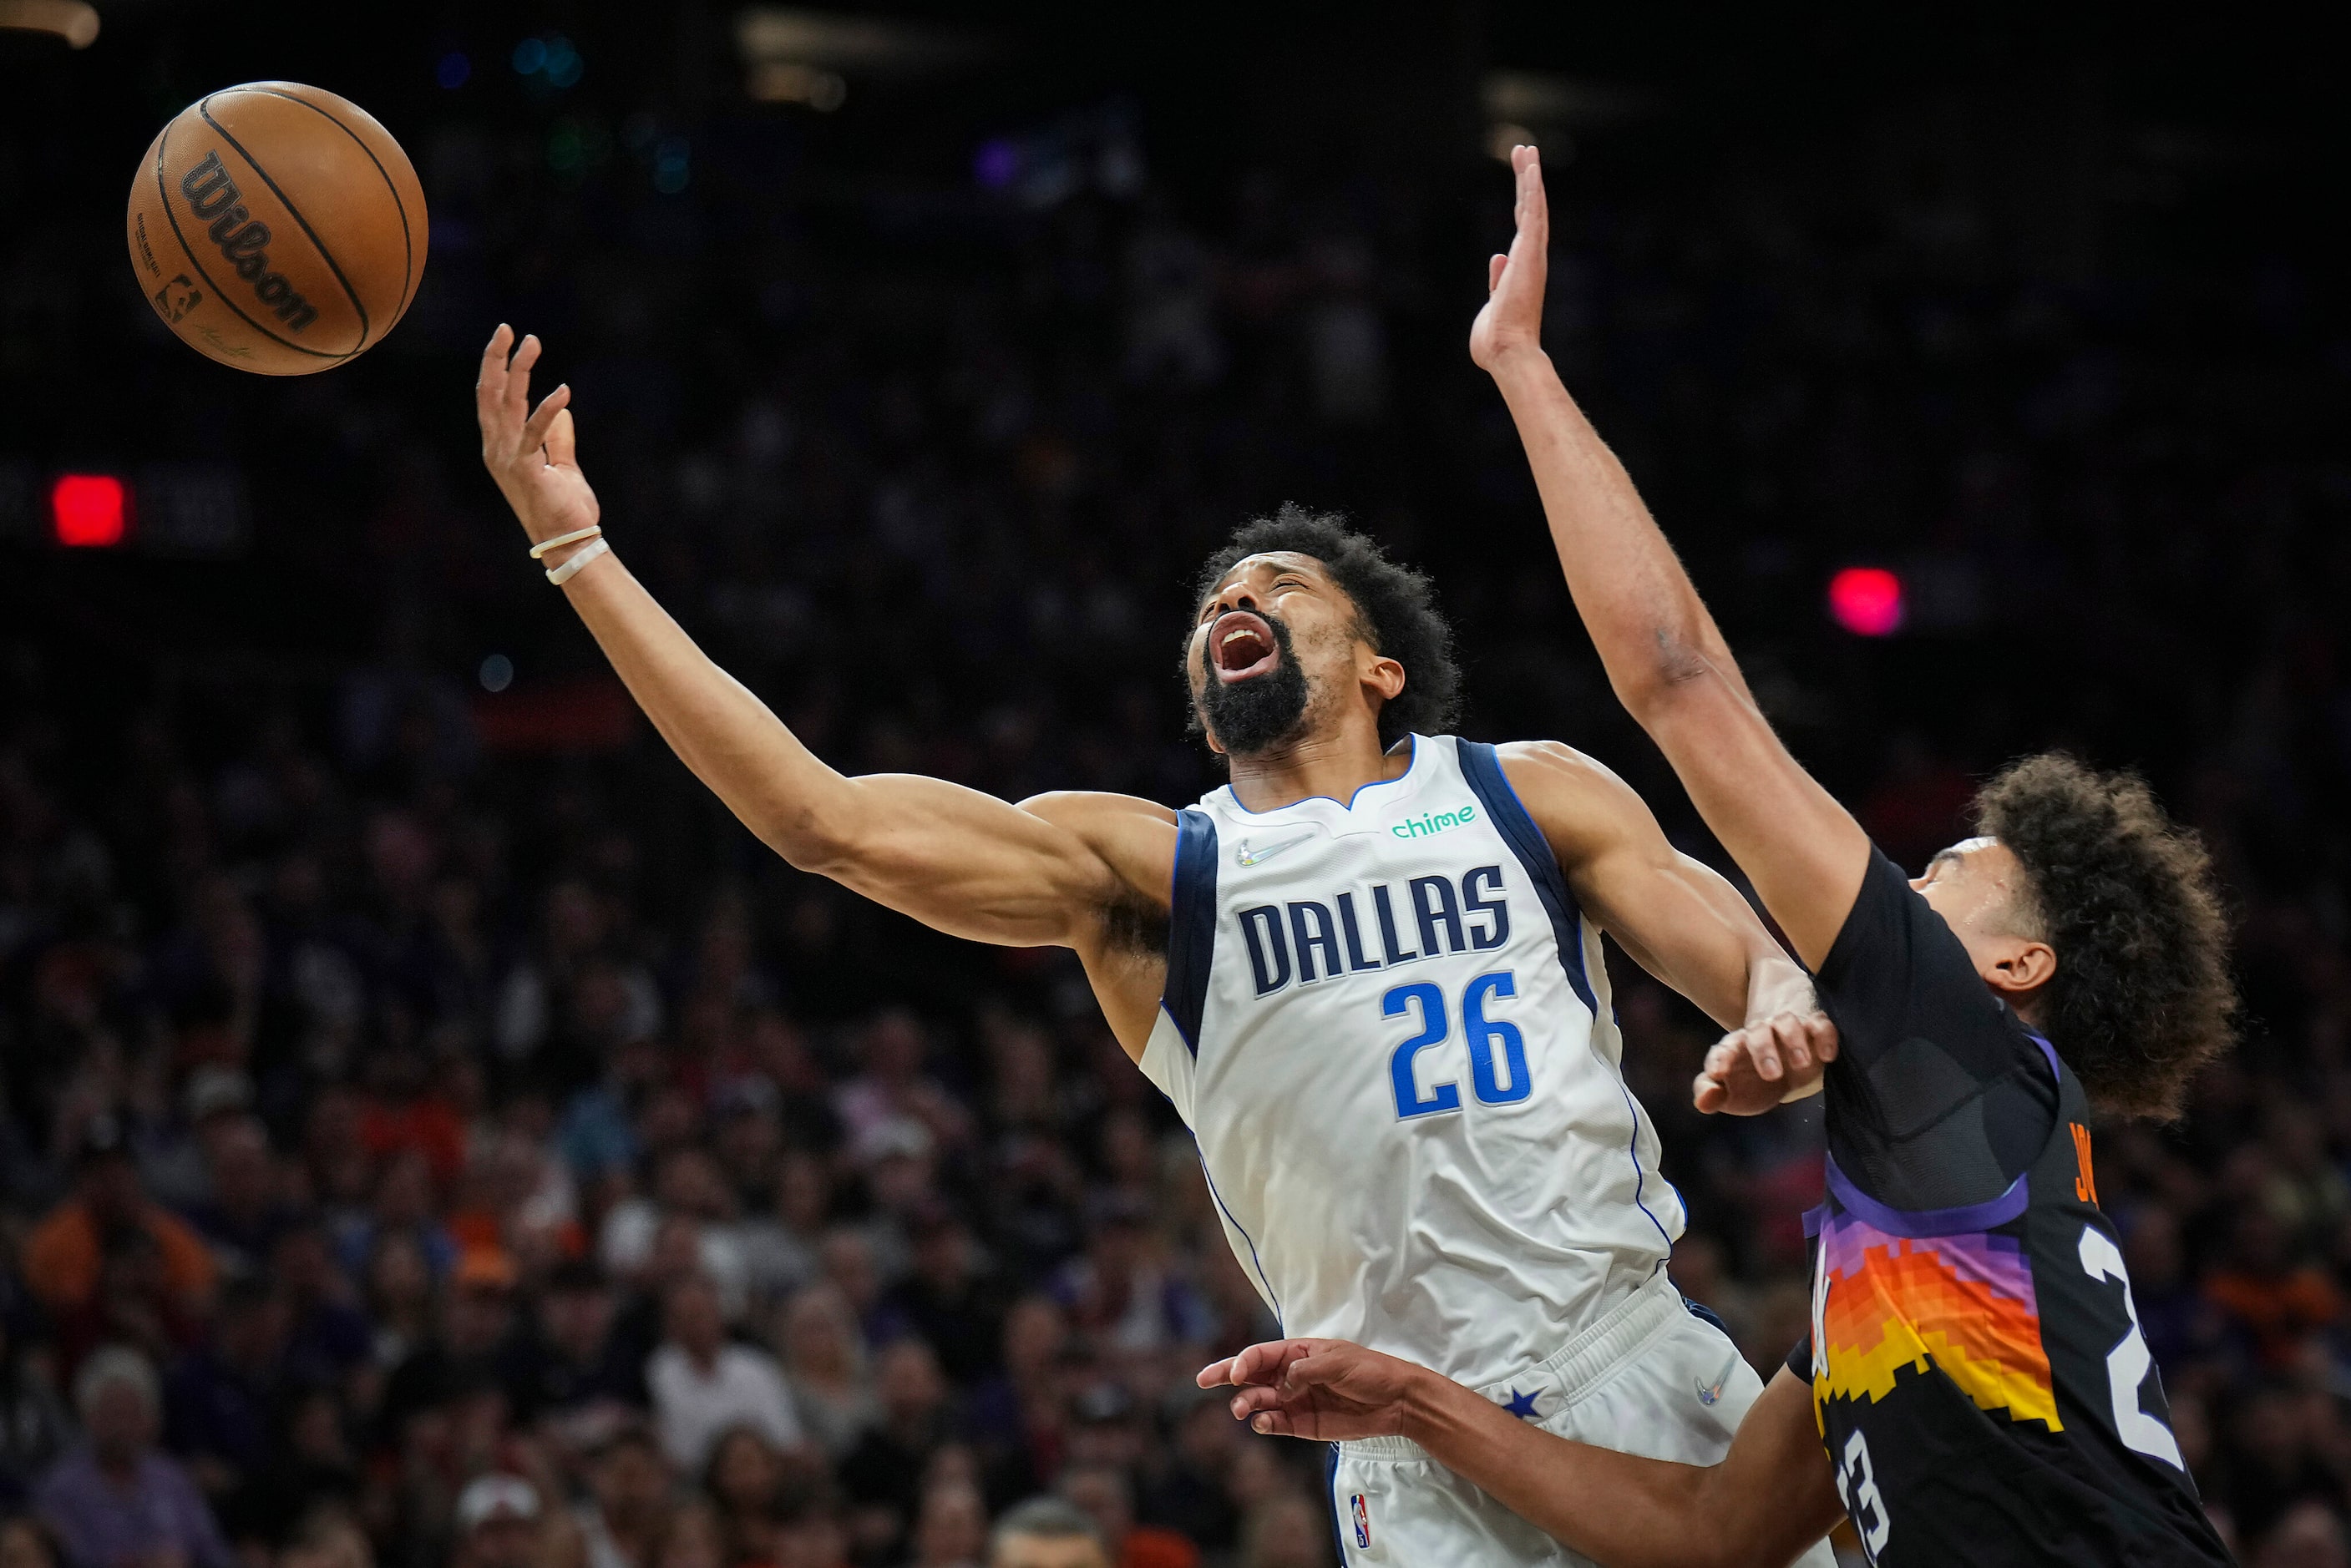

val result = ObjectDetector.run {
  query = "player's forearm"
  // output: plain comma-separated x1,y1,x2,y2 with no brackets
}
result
549,549,868,867
1488,348,1754,722
1396,1372,1751,1568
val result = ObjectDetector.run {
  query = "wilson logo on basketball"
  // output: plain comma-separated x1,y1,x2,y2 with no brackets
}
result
178,151,319,332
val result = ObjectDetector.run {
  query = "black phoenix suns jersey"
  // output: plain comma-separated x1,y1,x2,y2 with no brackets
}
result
1787,852,2233,1566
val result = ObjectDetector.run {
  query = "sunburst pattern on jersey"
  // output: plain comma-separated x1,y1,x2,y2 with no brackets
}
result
1814,1208,2061,1430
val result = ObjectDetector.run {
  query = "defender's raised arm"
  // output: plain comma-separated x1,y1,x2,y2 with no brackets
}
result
474,326,1170,983
1472,150,1869,970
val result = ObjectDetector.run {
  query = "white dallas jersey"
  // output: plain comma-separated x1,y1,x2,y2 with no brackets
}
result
1140,734,1683,1389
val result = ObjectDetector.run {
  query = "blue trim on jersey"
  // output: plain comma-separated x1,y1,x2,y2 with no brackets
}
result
1197,1146,1282,1328
1454,739,1599,1015
2025,1029,2062,1082
1617,1082,1676,1249
1219,735,1421,815
1683,1294,1731,1337
1325,1446,1350,1565
1825,1152,2032,1237
1163,807,1219,1055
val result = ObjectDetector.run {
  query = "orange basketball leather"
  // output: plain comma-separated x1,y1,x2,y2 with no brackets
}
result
126,82,428,375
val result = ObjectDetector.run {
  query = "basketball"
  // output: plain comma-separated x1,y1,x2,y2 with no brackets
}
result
124,82,426,375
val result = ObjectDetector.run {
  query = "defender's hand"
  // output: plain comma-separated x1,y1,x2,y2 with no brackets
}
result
1470,144,1549,372
477,324,600,547
1198,1338,1428,1443
1693,1011,1838,1115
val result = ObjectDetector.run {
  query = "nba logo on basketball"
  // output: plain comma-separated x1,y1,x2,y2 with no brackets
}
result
1350,1495,1371,1549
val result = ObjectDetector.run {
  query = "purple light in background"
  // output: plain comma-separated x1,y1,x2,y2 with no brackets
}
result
973,139,1019,190
1827,567,1905,637
436,52,471,89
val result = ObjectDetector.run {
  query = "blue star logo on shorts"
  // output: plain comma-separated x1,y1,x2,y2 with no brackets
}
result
1502,1387,1540,1419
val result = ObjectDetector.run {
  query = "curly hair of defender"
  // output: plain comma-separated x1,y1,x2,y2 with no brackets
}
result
1973,754,2235,1120
1190,504,1462,749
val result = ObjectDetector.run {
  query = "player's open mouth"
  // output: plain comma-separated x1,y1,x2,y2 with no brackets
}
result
1209,612,1279,684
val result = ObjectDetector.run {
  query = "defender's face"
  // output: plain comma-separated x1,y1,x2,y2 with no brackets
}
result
1185,552,1366,746
1914,837,2056,1005
1913,837,2029,937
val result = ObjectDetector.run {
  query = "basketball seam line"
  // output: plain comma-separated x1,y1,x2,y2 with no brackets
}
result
199,96,372,352
153,114,350,365
237,85,416,323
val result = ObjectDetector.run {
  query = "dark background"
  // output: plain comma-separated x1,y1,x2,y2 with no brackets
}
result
0,4,2347,1566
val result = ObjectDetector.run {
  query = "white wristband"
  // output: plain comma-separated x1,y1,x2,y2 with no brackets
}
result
545,537,608,585
528,524,602,559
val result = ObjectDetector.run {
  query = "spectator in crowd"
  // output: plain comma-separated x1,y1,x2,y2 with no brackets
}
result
518,1258,646,1443
379,1247,523,1444
2206,1208,2346,1372
2257,1499,2350,1568
1235,1495,1334,1568
0,1517,63,1568
887,1210,1011,1386
163,1274,288,1506
772,1285,877,1463
646,1275,800,1473
1058,1466,1198,1568
278,1510,374,1568
911,1478,991,1568
647,1504,725,1568
567,1425,672,1568
1053,1197,1212,1363
181,1116,301,1281
33,1348,233,1568
839,1338,958,1558
988,1497,1112,1568
453,1474,543,1568
0,1316,73,1508
703,1425,787,1567
23,1120,215,1338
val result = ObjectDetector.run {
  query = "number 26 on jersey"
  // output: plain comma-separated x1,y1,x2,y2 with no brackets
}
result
1386,972,1531,1118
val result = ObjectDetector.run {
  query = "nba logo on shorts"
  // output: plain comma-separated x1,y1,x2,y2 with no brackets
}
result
1350,1494,1371,1549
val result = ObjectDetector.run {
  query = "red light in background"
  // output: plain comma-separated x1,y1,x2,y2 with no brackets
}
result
1828,567,1905,637
52,474,128,548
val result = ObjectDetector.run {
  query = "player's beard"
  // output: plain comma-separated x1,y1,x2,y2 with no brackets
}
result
1198,612,1314,758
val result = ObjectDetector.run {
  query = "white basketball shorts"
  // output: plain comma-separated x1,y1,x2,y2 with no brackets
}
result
1323,1272,1837,1567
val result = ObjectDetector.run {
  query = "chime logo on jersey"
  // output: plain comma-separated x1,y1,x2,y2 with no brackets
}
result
1350,1495,1371,1549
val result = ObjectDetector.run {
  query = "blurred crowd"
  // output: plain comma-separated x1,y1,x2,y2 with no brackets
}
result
3,27,2351,1568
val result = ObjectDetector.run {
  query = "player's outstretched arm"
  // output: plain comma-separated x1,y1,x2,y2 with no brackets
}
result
1198,1342,1842,1568
1472,149,1869,971
1502,742,1835,1109
474,326,1168,955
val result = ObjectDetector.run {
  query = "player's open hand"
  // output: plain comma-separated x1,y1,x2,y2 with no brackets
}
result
1198,1338,1427,1443
477,323,600,547
1470,144,1548,373
1693,1010,1839,1115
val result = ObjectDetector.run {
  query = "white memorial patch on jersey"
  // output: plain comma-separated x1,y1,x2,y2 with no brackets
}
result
1139,735,1684,1391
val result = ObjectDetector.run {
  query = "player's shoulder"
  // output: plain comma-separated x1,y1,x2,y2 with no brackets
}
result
1488,739,1641,810
1483,740,1659,857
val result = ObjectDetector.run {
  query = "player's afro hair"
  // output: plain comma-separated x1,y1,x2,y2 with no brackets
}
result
1192,504,1462,749
1974,754,2235,1120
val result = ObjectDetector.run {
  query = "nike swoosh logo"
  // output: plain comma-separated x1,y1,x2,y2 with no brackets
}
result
1234,832,1315,867
1695,1353,1740,1406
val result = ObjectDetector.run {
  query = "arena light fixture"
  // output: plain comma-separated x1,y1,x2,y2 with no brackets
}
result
735,6,996,105
1827,566,1906,637
51,474,128,548
0,0,99,48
